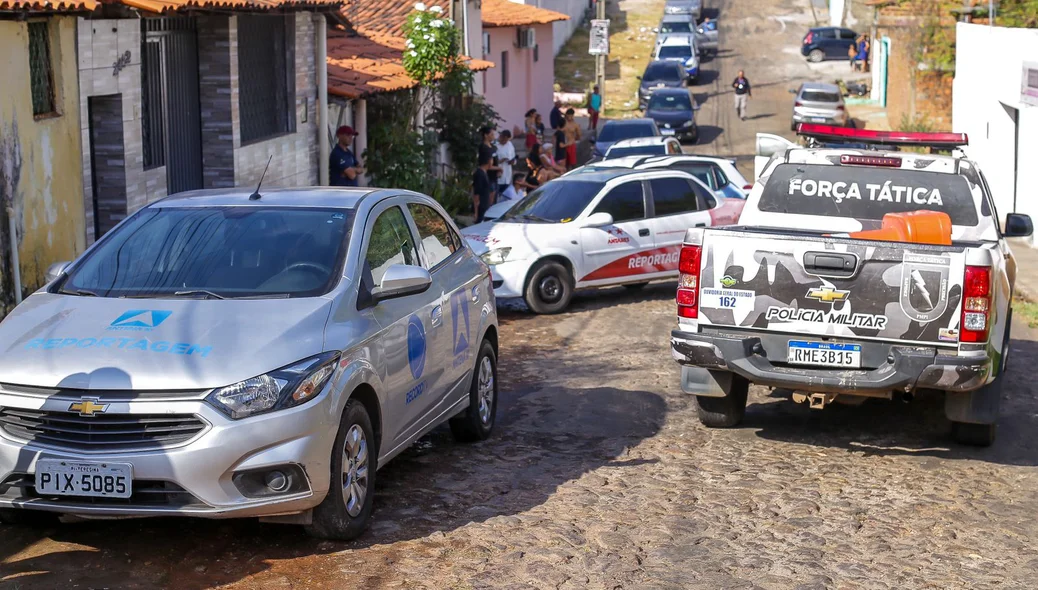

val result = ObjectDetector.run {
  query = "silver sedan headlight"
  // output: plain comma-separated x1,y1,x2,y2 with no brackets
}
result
480,247,512,266
206,352,339,419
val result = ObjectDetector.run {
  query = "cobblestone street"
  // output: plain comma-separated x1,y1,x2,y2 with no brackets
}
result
3,0,1038,588
4,284,1038,588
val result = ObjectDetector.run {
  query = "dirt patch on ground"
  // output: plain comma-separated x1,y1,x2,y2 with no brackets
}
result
554,0,666,118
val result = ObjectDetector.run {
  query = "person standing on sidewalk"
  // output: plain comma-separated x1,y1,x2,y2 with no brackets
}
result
552,123,567,169
732,70,751,121
330,126,364,186
562,109,582,170
472,153,493,223
856,35,871,72
549,100,564,132
496,129,516,197
478,126,501,200
524,109,538,151
587,85,602,133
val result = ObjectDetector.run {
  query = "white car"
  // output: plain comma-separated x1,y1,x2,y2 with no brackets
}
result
604,137,683,160
653,34,700,79
569,154,754,201
462,168,743,314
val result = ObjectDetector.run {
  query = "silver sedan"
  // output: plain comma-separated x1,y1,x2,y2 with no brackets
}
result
0,187,499,540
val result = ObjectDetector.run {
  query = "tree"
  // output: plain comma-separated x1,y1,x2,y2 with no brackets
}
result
364,3,499,214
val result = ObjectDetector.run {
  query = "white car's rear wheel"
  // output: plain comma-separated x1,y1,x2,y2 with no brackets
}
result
450,339,498,442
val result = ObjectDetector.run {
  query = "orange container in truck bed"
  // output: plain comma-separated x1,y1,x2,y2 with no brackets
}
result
847,210,952,245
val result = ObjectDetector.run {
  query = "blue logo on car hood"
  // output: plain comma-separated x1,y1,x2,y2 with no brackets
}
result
109,310,172,332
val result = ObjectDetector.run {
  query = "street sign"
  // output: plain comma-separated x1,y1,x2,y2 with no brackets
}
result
589,19,609,56
1023,61,1038,107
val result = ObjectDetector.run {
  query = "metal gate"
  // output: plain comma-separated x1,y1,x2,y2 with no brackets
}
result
142,18,203,194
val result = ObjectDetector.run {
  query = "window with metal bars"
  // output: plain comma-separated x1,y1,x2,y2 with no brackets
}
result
28,21,56,117
237,15,295,145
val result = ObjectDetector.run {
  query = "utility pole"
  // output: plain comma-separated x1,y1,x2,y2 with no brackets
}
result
589,0,609,118
596,0,606,105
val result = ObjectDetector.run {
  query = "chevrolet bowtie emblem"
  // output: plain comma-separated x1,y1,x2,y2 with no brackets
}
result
807,286,850,303
69,398,108,417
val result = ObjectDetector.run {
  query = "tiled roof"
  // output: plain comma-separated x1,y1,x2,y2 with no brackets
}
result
0,0,341,14
0,0,97,12
481,0,569,27
117,0,343,13
327,28,492,100
340,0,448,38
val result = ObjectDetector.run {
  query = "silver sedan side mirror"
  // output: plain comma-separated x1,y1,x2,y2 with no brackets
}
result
45,261,70,284
373,264,432,302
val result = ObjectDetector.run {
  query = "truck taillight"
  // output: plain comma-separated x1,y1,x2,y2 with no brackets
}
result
804,32,813,44
677,244,702,319
960,265,991,343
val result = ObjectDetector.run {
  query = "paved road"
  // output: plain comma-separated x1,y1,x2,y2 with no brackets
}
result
5,1,1038,589
683,0,858,177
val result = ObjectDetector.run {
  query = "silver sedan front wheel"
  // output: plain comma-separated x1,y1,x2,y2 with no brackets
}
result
306,399,377,540
341,424,370,517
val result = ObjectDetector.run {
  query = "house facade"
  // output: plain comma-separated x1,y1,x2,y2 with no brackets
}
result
0,1,92,311
481,0,567,134
953,22,1038,243
509,0,589,56
78,1,340,243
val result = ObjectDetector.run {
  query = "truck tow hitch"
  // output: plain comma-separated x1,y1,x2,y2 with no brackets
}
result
792,392,836,409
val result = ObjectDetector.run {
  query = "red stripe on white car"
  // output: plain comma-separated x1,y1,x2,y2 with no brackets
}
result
581,246,681,281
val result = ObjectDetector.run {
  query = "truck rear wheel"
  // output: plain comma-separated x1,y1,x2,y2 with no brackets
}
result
951,422,997,447
694,375,749,428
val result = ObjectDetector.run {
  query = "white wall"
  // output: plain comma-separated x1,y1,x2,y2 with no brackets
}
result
953,22,1038,246
829,0,845,27
512,0,588,56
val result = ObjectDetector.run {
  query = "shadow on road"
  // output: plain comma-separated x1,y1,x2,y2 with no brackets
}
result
0,335,668,589
693,70,721,86
750,336,1038,467
692,125,724,145
499,279,678,317
711,49,739,60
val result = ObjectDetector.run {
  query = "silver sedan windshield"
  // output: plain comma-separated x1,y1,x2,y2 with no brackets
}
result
60,206,353,299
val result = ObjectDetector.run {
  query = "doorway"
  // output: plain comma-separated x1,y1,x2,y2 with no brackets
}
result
142,17,203,195
87,94,127,239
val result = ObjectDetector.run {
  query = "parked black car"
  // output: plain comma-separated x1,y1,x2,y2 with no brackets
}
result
801,26,857,63
645,88,699,143
637,60,689,111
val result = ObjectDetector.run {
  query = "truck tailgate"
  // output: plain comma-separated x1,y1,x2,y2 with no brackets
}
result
697,229,966,347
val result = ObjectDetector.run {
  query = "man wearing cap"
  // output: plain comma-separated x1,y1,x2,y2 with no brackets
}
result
330,126,364,187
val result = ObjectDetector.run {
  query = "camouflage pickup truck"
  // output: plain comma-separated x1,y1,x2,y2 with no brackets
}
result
670,126,1034,446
